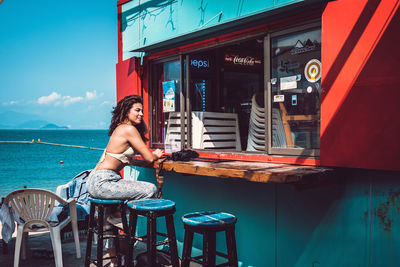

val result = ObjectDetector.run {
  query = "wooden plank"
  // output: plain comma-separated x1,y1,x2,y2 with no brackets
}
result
134,157,332,184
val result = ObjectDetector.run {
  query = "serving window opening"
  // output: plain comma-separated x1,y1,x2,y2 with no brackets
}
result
150,22,321,157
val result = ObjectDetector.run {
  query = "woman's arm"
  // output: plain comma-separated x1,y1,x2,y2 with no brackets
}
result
124,125,163,163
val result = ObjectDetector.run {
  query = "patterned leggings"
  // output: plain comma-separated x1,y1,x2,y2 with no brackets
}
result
87,169,157,200
86,169,157,248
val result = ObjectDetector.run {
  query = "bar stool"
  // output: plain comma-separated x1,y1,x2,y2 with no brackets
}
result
181,211,238,267
126,198,180,267
85,197,130,267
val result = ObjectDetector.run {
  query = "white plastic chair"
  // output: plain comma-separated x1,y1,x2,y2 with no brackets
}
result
165,111,241,151
5,189,81,267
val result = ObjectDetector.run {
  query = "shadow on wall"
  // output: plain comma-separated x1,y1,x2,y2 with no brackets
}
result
320,1,400,170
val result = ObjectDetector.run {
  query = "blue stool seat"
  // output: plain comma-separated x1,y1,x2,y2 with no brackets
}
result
181,211,238,267
182,211,236,228
88,197,125,204
128,198,175,211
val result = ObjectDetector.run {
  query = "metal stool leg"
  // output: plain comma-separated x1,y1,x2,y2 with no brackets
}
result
203,231,216,267
114,226,121,266
85,204,96,267
226,226,238,267
120,204,131,267
165,214,179,267
97,205,104,267
181,229,194,267
127,213,137,267
147,212,157,267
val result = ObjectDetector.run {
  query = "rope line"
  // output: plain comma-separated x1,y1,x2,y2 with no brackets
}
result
0,140,104,151
0,141,33,144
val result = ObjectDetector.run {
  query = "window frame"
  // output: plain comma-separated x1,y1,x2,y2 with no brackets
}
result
148,54,181,149
266,21,321,157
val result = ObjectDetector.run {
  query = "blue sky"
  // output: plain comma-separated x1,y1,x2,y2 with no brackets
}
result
0,0,117,129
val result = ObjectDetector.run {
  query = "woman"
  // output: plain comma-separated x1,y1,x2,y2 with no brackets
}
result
86,95,163,264
87,94,163,200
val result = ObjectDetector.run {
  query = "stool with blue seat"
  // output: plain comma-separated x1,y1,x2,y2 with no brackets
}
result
181,211,238,267
85,197,130,267
126,198,179,267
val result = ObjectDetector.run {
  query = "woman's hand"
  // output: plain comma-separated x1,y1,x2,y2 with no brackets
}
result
152,149,164,160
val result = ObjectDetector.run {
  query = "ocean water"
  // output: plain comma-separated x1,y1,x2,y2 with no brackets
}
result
0,130,109,199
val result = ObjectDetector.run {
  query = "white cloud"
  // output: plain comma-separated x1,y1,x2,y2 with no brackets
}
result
101,101,113,106
37,92,61,104
86,90,97,100
37,91,91,106
2,100,19,106
62,95,83,105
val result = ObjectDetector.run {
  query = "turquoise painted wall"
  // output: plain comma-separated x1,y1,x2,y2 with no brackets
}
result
130,166,400,266
121,0,304,60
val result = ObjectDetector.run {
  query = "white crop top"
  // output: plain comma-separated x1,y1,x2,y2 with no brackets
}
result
100,147,136,165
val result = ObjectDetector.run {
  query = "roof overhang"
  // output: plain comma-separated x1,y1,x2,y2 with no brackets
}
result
130,0,330,55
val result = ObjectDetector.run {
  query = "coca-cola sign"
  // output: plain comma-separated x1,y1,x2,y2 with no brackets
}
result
224,53,262,68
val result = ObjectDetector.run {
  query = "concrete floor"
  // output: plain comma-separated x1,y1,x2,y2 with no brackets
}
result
1,232,100,267
0,231,201,267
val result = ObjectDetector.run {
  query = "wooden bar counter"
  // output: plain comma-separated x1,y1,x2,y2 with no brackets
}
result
132,157,333,184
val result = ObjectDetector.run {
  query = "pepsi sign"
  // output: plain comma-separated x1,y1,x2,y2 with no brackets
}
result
189,56,211,72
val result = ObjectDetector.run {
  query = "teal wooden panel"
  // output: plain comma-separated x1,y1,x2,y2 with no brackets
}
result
140,0,179,48
121,0,141,60
121,0,305,57
370,173,400,266
282,178,370,267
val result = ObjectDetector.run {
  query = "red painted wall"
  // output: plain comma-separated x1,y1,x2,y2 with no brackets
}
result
115,57,141,102
321,0,400,170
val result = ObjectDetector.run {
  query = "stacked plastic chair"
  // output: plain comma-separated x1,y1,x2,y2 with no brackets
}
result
246,94,288,151
271,106,288,148
246,94,266,152
166,111,241,151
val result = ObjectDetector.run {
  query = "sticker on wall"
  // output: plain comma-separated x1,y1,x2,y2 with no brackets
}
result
273,95,285,103
307,86,313,93
304,59,321,83
162,80,175,112
280,75,297,90
291,95,297,106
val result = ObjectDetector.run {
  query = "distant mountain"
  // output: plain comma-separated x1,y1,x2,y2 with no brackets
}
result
0,111,68,129
0,111,44,126
41,123,69,129
16,120,49,129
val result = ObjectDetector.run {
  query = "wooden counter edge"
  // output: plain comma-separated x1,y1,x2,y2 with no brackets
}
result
130,158,334,184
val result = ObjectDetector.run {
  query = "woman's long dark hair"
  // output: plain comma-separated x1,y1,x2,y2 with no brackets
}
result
108,95,148,141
